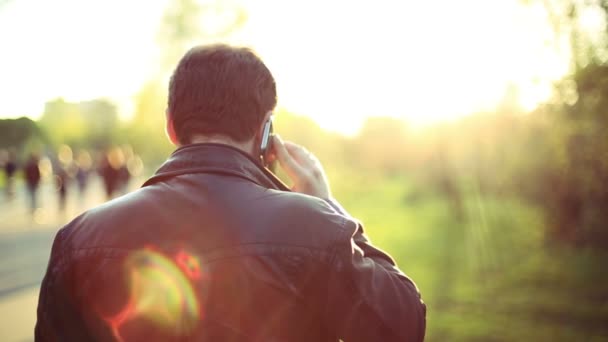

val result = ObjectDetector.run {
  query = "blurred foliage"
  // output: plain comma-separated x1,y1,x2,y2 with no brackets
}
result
125,80,173,168
38,98,119,149
513,0,608,247
523,62,608,247
157,0,247,72
535,0,608,68
0,117,46,152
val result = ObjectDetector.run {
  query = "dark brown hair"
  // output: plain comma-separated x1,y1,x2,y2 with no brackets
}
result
168,44,277,144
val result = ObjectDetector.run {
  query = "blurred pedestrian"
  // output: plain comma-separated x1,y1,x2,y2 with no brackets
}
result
75,150,92,197
118,145,134,194
24,153,41,212
0,150,6,194
55,164,69,212
118,163,130,194
75,165,88,195
98,149,121,200
3,149,17,198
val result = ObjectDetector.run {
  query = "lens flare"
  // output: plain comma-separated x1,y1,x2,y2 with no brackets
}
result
106,248,202,341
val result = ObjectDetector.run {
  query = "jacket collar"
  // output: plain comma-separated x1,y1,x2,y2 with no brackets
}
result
142,143,290,191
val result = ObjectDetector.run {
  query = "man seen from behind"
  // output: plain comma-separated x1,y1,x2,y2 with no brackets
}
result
35,44,426,342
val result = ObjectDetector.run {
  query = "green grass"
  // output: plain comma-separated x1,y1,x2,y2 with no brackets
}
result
331,171,608,341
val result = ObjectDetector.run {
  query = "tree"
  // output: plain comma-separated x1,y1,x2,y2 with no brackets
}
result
0,117,46,151
79,99,120,148
38,98,119,149
519,0,608,247
156,0,247,73
39,98,87,148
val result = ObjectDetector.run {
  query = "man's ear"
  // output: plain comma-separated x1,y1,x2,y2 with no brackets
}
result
165,111,180,146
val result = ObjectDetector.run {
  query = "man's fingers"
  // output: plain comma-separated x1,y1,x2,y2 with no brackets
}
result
284,142,325,176
266,153,277,164
283,142,317,167
273,135,306,180
271,137,331,198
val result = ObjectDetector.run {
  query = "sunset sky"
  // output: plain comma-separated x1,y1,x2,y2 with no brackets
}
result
0,0,580,135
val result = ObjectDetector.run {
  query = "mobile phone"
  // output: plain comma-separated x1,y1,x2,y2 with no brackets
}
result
260,118,275,170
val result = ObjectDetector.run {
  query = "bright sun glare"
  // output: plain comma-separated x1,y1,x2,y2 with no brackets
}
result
0,0,570,136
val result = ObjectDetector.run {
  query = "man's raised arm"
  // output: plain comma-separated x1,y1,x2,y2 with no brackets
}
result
273,137,427,341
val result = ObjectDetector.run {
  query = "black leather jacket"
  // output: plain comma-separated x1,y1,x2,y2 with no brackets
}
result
35,144,426,341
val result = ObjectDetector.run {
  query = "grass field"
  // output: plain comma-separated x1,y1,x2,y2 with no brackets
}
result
331,172,608,341
2,165,606,341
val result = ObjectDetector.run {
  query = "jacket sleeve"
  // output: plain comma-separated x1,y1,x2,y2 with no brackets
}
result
323,199,426,342
35,227,94,342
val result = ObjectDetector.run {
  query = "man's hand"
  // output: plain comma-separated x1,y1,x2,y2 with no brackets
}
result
270,135,331,198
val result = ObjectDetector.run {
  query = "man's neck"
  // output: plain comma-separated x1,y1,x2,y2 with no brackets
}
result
188,135,256,157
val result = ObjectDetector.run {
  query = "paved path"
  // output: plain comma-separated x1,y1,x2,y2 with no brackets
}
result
0,287,39,342
0,176,142,341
